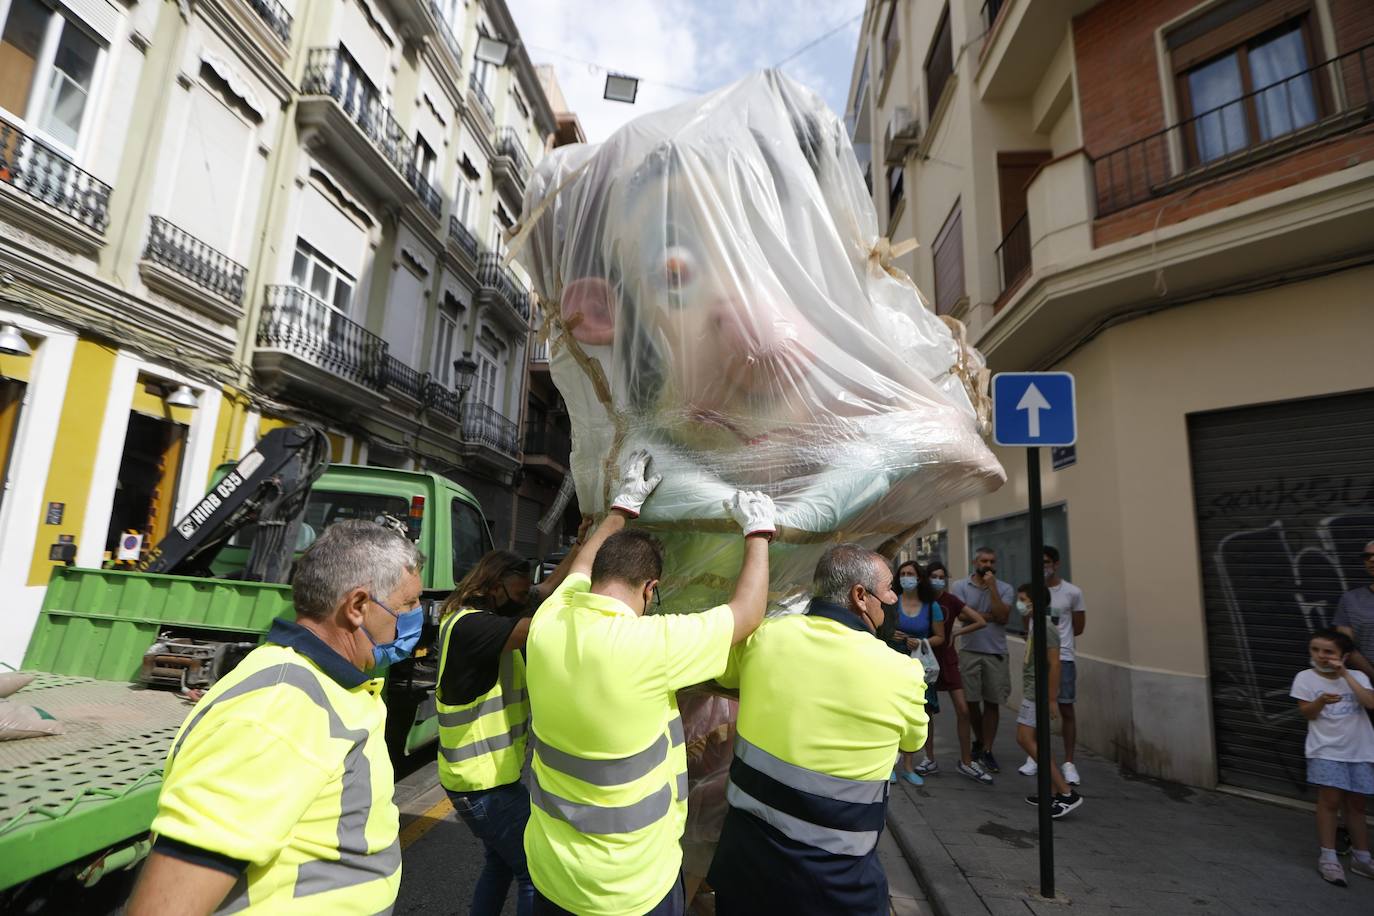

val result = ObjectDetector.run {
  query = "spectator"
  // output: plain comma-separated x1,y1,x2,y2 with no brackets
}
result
1019,547,1087,786
1291,628,1374,886
950,547,1014,774
923,559,992,785
1334,539,1374,682
888,560,942,786
1014,584,1083,819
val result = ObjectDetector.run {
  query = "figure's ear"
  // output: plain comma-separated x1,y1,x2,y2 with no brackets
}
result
561,277,616,345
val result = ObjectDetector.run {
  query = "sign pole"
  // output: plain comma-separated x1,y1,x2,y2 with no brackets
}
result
1027,446,1054,898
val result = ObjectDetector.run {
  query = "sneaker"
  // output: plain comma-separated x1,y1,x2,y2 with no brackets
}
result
914,759,939,776
1350,857,1374,880
1318,859,1348,886
1062,762,1081,785
1018,757,1038,776
889,769,898,784
1051,792,1084,819
957,760,994,785
900,770,925,786
981,751,1000,774
1025,794,1041,806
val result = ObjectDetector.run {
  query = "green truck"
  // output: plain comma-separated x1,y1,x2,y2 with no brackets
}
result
0,427,494,908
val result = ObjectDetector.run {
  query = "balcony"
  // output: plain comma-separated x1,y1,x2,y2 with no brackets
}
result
245,0,292,45
139,216,247,321
522,421,570,478
1090,42,1374,219
0,116,111,246
468,73,495,124
383,353,425,402
459,401,520,470
253,285,388,405
297,48,426,212
403,161,443,220
429,0,464,76
448,214,479,263
477,252,531,327
492,127,533,201
994,211,1030,297
422,377,463,426
529,337,550,365
975,0,1100,101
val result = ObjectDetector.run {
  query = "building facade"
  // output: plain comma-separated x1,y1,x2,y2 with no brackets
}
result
0,0,554,666
849,0,1374,796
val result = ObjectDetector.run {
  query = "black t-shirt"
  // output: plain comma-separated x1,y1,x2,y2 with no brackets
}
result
438,610,525,706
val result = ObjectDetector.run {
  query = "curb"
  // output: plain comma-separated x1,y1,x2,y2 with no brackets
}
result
886,783,991,916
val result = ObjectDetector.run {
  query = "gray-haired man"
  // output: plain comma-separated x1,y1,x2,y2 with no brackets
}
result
130,520,424,916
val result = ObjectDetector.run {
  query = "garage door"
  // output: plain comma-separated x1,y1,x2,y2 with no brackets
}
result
1189,389,1374,798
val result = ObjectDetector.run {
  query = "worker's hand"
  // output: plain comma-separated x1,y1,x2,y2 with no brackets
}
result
610,449,662,518
726,490,775,539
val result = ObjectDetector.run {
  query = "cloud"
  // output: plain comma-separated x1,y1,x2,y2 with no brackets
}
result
507,0,865,143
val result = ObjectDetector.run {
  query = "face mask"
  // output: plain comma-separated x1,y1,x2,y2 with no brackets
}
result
365,595,425,670
1043,565,1054,578
899,576,919,592
930,577,946,591
1311,659,1339,674
1016,600,1030,616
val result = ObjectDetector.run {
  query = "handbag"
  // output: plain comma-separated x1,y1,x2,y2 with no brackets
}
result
910,638,941,685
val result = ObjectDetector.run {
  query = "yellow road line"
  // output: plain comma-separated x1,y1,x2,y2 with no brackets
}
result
399,795,454,849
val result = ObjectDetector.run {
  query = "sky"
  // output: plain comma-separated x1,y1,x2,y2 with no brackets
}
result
506,0,866,143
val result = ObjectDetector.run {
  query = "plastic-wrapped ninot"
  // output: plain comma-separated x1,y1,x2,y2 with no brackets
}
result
515,70,1005,614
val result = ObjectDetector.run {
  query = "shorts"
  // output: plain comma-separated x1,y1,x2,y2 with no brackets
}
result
958,649,1010,705
1016,698,1038,728
1307,758,1374,794
1058,660,1077,704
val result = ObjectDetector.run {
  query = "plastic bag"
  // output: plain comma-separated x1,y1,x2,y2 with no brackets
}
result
516,70,1004,614
911,639,940,685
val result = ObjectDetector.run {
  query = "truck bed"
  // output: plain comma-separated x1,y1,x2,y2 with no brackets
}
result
0,674,191,890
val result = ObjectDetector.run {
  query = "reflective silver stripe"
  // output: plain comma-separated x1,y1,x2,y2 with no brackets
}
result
726,782,878,857
440,720,529,762
675,770,689,799
171,662,400,902
668,714,684,747
535,732,669,786
529,779,673,835
437,689,529,727
734,736,886,804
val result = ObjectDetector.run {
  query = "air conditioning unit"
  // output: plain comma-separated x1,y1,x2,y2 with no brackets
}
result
884,107,922,165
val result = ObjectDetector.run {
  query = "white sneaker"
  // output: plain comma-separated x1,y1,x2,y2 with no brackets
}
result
1018,756,1037,776
1062,762,1081,785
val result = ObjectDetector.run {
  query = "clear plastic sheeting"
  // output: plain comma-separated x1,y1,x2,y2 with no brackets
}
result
516,70,1005,614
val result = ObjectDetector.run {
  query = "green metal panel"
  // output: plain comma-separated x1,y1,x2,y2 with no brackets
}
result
23,569,294,679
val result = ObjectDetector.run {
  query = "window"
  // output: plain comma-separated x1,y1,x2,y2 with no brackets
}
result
474,342,500,410
886,164,904,221
852,50,869,118
0,376,25,518
925,5,953,119
0,0,102,150
454,173,476,226
432,295,462,387
413,133,436,184
291,239,355,313
881,2,899,79
932,200,964,315
1169,0,1321,165
510,87,528,120
968,504,1070,633
451,497,492,581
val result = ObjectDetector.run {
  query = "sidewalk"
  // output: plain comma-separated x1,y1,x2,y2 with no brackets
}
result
886,713,1373,915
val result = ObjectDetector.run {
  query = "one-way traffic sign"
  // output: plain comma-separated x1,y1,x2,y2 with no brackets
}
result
992,372,1077,447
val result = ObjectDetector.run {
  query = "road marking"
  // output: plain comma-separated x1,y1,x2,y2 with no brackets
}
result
399,795,454,849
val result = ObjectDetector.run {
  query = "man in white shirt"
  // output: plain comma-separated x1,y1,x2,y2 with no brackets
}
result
1044,546,1086,785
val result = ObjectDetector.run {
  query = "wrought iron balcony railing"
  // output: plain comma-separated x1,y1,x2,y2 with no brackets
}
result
246,0,292,44
302,48,417,188
1090,42,1374,217
523,421,570,460
383,353,424,400
0,117,111,233
994,211,1030,294
529,337,550,363
462,401,519,455
449,214,479,260
257,285,388,390
404,161,443,218
144,216,247,303
422,377,462,420
429,0,464,75
495,128,532,181
477,252,530,320
468,72,495,121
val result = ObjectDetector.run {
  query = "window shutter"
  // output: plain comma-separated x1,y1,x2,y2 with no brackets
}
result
933,202,964,315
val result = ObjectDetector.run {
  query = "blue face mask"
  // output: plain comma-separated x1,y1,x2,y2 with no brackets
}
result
364,595,425,670
929,578,946,591
899,576,919,592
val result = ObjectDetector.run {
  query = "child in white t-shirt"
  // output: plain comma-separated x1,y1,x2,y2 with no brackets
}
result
1291,628,1374,886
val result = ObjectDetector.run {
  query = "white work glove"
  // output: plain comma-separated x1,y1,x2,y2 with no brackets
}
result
726,490,776,540
610,449,662,518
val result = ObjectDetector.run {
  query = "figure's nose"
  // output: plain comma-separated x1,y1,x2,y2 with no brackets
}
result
709,295,801,358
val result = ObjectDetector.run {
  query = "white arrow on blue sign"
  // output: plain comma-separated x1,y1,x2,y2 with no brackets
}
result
992,372,1077,447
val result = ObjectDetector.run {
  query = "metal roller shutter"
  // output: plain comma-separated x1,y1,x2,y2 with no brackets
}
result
513,496,541,560
1189,389,1374,799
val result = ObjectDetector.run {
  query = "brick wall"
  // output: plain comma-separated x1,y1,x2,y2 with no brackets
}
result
1073,0,1374,246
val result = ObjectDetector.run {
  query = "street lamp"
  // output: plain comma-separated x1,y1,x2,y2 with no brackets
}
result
164,384,199,409
474,35,511,66
0,323,31,357
604,73,639,103
453,352,478,401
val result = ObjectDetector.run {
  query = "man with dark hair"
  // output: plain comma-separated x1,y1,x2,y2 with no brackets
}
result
1335,539,1374,682
523,454,775,916
708,543,928,915
951,547,1014,773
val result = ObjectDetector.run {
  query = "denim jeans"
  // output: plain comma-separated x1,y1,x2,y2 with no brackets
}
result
447,782,534,916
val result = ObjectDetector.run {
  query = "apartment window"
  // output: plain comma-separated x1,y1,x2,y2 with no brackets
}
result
1169,0,1322,165
291,239,355,313
881,2,899,78
474,338,501,411
432,295,462,387
0,0,102,150
852,50,869,119
454,174,477,226
511,87,529,121
413,133,436,184
925,5,953,119
932,200,964,315
886,164,904,222
969,504,1069,634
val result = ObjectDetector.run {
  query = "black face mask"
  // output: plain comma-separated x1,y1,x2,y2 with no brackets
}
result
876,601,898,642
495,597,525,617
